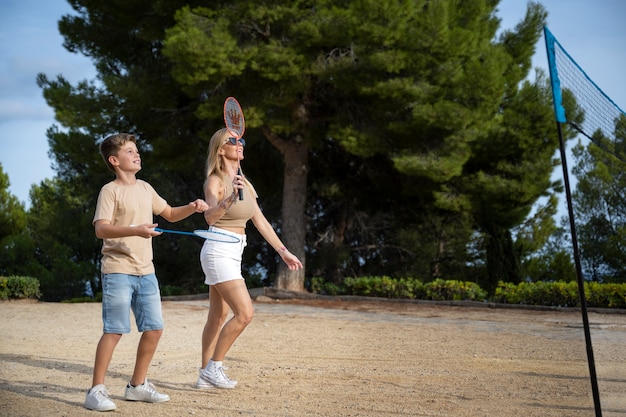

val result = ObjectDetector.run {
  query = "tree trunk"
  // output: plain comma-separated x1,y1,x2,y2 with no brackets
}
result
329,205,348,284
275,135,308,291
485,224,521,294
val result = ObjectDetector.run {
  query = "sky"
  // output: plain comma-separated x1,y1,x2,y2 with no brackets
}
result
1,0,625,209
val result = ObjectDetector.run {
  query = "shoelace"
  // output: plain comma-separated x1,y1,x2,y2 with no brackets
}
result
95,389,112,400
218,367,234,383
142,380,158,394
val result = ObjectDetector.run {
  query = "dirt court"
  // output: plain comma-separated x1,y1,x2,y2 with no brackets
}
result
1,293,625,417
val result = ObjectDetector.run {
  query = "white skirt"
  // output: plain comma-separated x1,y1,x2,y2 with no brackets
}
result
199,226,247,285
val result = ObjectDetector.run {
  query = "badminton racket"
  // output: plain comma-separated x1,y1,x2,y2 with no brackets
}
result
155,227,240,243
223,96,245,200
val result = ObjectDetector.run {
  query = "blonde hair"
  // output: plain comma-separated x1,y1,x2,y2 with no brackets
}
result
205,128,252,194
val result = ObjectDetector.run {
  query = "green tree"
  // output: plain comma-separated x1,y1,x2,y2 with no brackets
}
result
0,164,27,240
0,166,94,300
163,0,555,292
39,0,214,297
26,178,99,300
463,70,560,292
0,164,32,277
571,114,626,282
515,196,576,282
38,0,560,296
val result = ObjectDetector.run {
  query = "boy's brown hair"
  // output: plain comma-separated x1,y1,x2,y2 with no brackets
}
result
99,133,137,173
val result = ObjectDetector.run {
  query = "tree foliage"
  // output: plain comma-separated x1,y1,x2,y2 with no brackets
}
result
0,164,30,277
0,164,27,240
572,114,626,282
27,0,564,298
162,0,556,291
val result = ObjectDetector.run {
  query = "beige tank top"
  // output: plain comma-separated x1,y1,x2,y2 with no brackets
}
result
214,181,258,229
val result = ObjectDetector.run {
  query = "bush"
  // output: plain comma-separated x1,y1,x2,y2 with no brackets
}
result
160,284,185,297
309,277,346,296
311,276,626,309
62,292,102,303
585,282,626,309
338,276,485,301
424,279,487,302
344,276,424,299
0,276,41,300
494,280,626,309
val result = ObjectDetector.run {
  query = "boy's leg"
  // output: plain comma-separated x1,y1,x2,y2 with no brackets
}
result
124,274,169,403
130,273,164,385
125,332,170,403
92,333,122,386
129,329,163,386
91,273,133,387
85,273,131,411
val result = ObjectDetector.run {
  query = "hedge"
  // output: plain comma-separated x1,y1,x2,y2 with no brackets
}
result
0,276,41,300
311,276,626,309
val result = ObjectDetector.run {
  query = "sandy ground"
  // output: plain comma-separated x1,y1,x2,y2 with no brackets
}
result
1,295,625,417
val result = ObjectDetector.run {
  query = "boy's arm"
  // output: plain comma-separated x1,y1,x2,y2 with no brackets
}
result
94,220,161,239
159,199,209,223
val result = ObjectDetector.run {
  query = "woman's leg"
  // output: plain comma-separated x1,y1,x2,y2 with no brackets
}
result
210,279,254,361
201,286,230,368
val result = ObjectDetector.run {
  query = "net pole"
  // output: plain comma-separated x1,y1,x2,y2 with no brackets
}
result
545,26,602,416
555,122,603,417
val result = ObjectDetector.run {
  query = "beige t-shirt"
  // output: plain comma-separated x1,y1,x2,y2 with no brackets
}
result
93,180,168,275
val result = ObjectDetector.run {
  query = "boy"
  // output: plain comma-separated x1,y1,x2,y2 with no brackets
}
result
85,133,208,411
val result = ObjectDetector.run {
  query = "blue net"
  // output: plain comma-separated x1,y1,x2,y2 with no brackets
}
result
545,27,625,144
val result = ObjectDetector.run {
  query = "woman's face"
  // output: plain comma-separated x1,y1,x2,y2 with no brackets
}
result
221,136,245,161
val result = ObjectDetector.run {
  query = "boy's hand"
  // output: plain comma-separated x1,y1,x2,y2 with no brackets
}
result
190,199,209,212
137,223,161,238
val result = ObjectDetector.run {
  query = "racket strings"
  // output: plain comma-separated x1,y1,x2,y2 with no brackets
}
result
155,228,240,243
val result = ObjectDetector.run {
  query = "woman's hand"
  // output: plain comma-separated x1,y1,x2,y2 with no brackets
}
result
280,249,304,270
232,173,244,193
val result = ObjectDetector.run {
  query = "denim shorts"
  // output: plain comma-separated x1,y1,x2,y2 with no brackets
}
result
101,273,164,334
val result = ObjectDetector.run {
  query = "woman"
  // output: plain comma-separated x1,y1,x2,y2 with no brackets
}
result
197,128,303,389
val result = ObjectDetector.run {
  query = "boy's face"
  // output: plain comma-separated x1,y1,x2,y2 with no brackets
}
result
109,141,141,173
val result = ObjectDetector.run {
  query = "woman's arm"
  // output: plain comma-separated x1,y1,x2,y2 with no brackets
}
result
251,208,303,270
203,175,238,225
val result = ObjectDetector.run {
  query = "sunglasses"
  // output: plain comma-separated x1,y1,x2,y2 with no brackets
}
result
226,137,246,147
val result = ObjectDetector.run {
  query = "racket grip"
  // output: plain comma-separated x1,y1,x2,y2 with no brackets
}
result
237,168,244,200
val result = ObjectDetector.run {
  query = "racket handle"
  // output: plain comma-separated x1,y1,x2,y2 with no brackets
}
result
237,168,244,200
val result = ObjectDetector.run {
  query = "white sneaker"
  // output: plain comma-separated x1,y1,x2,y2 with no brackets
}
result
199,365,237,389
196,368,215,389
124,379,170,403
85,384,116,411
